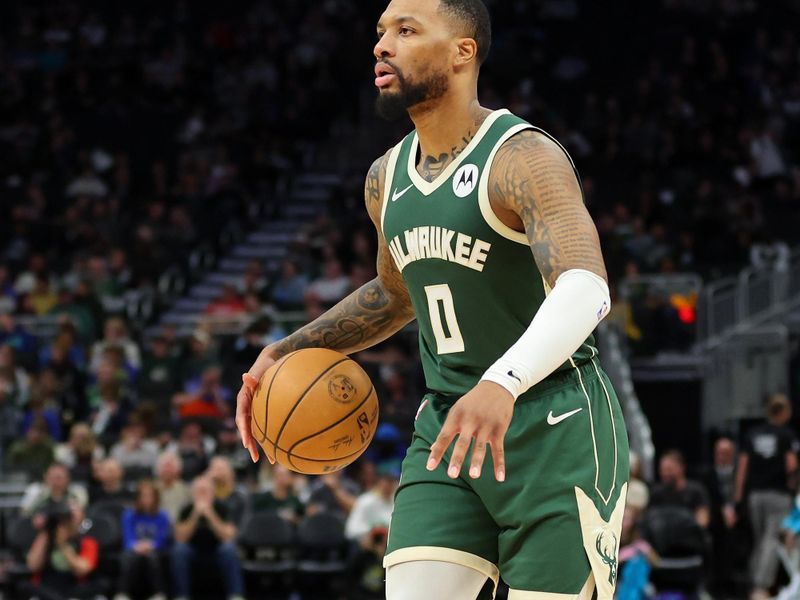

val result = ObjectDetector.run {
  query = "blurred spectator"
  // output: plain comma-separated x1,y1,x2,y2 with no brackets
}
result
238,260,269,298
345,463,399,541
138,335,180,413
23,275,59,316
271,260,309,311
89,317,142,375
205,284,247,317
171,476,244,600
90,458,133,505
7,417,55,479
308,471,360,518
627,452,650,520
703,436,747,597
213,418,252,479
0,264,18,313
0,343,31,407
89,317,142,372
306,259,351,306
88,379,132,448
21,462,88,517
650,450,711,529
735,393,799,599
116,480,171,600
179,329,218,385
19,392,62,441
155,451,191,524
110,419,159,472
38,363,86,430
0,374,21,449
0,314,37,366
14,254,52,297
55,423,105,485
174,421,210,481
252,464,306,523
175,366,232,420
207,457,248,526
22,502,101,600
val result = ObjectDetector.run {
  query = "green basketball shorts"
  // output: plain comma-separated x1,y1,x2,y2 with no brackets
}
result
384,357,629,599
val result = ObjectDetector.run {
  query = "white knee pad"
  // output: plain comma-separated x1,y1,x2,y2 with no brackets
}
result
386,560,489,600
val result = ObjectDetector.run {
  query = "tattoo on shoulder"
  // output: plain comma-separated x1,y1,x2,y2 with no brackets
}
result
491,130,607,287
365,152,389,220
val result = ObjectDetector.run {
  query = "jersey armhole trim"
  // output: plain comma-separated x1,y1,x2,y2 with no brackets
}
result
380,142,404,233
478,123,533,245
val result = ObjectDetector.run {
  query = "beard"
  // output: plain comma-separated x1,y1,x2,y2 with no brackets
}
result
375,63,449,121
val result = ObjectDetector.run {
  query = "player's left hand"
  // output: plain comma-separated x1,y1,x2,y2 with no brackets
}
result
426,381,514,482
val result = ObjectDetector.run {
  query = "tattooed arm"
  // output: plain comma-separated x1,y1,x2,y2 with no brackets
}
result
488,129,607,286
236,150,415,461
268,152,415,358
427,130,612,482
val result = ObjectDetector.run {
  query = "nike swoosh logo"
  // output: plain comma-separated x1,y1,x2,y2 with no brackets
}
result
392,184,414,202
547,408,583,426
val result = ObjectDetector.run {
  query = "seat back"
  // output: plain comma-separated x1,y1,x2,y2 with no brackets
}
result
240,512,295,548
239,512,295,562
83,513,122,552
296,513,349,560
87,500,126,524
7,516,37,559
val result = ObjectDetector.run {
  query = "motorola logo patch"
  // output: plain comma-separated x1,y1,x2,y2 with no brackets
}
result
453,164,479,198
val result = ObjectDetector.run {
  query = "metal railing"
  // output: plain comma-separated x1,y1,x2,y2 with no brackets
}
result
698,247,800,347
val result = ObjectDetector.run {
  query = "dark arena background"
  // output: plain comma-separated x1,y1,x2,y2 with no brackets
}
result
1,0,800,599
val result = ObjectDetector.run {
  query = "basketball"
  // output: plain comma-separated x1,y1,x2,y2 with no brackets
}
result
251,348,379,475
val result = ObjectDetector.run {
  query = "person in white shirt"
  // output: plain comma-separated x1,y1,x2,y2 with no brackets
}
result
345,464,399,541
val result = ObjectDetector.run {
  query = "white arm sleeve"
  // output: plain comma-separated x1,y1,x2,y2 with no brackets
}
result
480,269,610,400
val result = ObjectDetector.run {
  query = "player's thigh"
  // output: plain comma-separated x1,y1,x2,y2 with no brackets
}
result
385,394,500,595
488,361,629,598
386,560,489,600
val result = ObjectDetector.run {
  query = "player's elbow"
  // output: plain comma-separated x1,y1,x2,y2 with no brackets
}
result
554,269,611,322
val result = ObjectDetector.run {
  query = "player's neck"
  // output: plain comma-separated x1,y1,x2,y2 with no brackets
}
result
409,95,491,182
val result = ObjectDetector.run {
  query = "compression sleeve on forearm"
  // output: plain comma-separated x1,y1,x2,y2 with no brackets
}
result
480,269,610,400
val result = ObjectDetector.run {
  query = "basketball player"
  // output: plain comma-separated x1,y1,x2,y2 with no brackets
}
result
236,0,629,597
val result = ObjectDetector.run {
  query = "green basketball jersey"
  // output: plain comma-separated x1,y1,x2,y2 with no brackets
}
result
380,109,597,400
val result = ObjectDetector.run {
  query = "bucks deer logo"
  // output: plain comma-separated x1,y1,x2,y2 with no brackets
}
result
595,529,618,585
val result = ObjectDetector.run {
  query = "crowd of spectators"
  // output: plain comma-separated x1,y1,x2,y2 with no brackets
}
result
1,0,800,598
617,394,800,599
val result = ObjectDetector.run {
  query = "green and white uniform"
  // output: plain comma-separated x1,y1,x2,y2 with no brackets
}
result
381,109,629,598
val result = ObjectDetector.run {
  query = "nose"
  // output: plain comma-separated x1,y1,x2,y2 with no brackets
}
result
374,32,394,60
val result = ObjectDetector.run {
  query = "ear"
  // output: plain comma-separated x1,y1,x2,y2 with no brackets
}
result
453,38,478,69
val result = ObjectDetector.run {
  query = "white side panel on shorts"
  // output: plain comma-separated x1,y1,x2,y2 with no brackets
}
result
573,482,628,600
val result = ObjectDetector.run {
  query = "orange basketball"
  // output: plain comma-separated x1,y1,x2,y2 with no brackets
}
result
251,348,379,475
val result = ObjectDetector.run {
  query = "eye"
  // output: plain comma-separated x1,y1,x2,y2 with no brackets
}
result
399,26,413,36
376,30,386,41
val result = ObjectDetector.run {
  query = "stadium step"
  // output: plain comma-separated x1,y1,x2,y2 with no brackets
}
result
284,204,323,218
219,257,255,272
245,231,295,245
205,272,247,286
174,297,210,312
295,173,342,187
232,245,288,260
189,284,224,300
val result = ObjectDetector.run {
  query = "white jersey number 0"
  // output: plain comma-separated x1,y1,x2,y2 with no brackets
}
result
423,284,465,355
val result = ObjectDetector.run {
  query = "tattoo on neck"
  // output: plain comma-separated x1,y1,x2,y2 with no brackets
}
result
418,130,476,183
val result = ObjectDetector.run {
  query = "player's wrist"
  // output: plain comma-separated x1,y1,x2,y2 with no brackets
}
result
480,369,523,401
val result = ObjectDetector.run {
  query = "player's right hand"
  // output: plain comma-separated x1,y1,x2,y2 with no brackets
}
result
235,347,278,464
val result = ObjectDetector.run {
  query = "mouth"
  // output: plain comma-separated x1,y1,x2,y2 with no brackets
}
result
375,63,397,88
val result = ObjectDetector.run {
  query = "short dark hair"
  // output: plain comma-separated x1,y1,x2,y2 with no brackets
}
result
661,449,685,468
438,0,492,65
